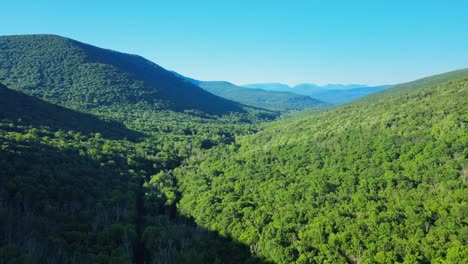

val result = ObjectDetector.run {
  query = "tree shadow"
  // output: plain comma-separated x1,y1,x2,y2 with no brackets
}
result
0,135,271,263
0,83,143,141
140,201,272,263
0,136,142,262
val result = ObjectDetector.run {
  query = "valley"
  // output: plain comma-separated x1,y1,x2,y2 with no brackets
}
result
0,34,467,264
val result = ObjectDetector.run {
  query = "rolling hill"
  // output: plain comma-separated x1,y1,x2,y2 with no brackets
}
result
0,34,245,116
171,73,327,112
176,70,468,263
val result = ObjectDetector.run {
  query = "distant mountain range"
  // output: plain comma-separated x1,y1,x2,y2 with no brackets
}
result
243,83,392,104
244,83,371,91
171,73,328,112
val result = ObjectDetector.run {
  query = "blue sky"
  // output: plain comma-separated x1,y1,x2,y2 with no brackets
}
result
2,0,467,85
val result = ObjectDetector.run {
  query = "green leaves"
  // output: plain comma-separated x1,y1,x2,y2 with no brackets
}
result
177,77,468,263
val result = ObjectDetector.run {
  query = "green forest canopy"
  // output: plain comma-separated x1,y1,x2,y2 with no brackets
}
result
0,81,269,263
176,74,468,263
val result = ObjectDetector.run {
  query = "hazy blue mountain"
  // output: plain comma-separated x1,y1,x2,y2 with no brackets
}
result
171,73,328,112
296,83,372,90
242,83,292,92
301,85,391,104
291,83,320,92
242,82,391,104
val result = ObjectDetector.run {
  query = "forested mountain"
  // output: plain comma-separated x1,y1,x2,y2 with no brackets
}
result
0,34,276,150
171,73,326,112
176,72,468,263
0,35,273,263
0,34,246,116
243,83,391,104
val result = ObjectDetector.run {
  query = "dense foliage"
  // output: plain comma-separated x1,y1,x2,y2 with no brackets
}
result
176,77,468,263
0,83,267,263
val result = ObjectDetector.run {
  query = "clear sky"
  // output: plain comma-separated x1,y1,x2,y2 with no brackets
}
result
2,0,467,86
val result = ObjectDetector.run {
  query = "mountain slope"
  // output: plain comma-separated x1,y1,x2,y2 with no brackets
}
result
0,34,244,115
176,72,468,263
363,68,468,100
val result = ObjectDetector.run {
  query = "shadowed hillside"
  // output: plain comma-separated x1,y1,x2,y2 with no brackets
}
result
0,83,142,140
